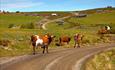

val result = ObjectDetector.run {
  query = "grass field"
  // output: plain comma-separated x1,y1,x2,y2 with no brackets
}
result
0,8,115,57
0,13,42,28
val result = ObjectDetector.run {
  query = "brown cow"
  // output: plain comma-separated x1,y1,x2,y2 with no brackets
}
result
59,36,71,46
0,40,11,47
31,34,55,54
74,34,84,48
98,26,111,39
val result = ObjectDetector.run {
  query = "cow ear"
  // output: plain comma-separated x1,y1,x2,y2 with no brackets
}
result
51,35,56,38
54,36,56,38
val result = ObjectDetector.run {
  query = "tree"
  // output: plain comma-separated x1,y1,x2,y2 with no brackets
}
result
16,11,20,13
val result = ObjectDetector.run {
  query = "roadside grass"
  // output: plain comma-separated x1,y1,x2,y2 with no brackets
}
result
85,49,115,70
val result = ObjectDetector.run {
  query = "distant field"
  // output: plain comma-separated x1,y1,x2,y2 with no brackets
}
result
66,11,115,27
77,7,115,14
0,13,42,28
46,11,115,49
63,11,115,34
0,10,115,57
46,11,115,36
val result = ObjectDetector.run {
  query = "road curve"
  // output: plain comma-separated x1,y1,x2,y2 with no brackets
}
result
39,16,70,30
1,43,115,70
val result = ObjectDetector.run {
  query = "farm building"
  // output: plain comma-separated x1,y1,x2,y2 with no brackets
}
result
71,12,87,18
51,13,58,16
96,10,104,13
56,20,65,25
75,13,87,18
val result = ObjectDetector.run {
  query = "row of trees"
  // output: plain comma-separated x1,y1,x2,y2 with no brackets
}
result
0,10,20,13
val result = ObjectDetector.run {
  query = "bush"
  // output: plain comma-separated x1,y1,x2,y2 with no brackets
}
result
16,11,20,13
29,22,35,29
20,22,35,29
8,24,15,28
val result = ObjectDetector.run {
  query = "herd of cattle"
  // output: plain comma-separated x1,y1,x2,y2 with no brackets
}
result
31,33,85,54
31,26,111,54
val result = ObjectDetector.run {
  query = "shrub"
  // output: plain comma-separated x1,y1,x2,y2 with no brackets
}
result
29,22,35,29
16,11,20,13
8,24,15,28
20,22,35,29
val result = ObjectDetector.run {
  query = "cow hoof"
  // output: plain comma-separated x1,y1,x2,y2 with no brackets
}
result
33,53,35,55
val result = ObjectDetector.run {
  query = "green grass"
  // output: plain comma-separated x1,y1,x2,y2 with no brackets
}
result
65,11,115,34
0,13,42,28
67,11,115,26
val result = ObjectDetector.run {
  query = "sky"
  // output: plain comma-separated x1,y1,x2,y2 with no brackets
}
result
0,0,115,12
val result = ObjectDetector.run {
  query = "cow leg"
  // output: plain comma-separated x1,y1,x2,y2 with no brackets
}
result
77,42,80,48
33,46,35,55
46,45,49,53
67,42,69,44
59,38,62,46
74,42,77,48
60,42,63,46
42,45,45,54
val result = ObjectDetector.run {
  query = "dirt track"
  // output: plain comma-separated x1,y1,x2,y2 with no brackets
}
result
37,16,70,30
1,43,115,70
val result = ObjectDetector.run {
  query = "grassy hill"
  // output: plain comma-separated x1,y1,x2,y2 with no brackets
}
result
66,11,115,27
0,13,42,29
76,7,115,14
46,11,115,34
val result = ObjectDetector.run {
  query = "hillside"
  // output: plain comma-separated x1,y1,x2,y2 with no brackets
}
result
76,7,115,14
0,13,42,29
0,8,115,57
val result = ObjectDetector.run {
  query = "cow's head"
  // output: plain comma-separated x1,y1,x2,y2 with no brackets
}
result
47,34,56,45
31,35,38,42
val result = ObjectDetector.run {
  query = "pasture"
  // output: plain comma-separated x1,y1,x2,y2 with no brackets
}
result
0,13,42,29
0,9,115,57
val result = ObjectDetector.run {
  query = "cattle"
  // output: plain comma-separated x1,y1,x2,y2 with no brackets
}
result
31,34,55,54
0,40,11,47
59,36,71,46
98,26,111,39
98,26,110,34
74,34,84,48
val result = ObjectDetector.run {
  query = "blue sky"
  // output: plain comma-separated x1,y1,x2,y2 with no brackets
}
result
0,0,115,12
